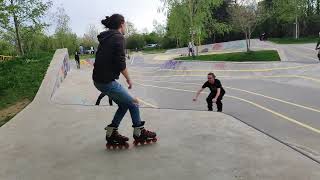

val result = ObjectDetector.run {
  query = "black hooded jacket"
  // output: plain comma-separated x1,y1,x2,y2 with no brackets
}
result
93,30,126,83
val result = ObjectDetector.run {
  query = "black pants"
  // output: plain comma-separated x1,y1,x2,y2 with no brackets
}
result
206,92,225,112
188,48,195,58
95,93,113,106
75,59,80,69
318,53,320,60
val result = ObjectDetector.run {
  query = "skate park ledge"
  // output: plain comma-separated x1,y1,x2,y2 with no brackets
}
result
0,49,319,180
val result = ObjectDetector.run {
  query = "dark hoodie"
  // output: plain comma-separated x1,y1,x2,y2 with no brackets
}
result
93,30,126,83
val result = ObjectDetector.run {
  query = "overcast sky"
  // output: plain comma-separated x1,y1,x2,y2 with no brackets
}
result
49,0,167,36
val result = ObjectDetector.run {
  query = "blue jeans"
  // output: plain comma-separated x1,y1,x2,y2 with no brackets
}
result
94,81,142,127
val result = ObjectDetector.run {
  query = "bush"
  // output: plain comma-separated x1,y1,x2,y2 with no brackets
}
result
160,36,176,49
126,34,146,50
0,40,16,56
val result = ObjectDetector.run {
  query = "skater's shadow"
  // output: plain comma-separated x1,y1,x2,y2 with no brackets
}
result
104,147,130,154
132,142,158,151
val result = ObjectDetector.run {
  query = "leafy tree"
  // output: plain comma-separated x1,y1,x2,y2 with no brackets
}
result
161,0,227,52
80,24,99,49
126,34,145,50
53,6,78,54
0,0,52,55
229,0,267,52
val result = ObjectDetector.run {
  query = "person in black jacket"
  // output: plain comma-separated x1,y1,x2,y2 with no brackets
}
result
74,51,80,69
93,14,156,147
193,72,225,112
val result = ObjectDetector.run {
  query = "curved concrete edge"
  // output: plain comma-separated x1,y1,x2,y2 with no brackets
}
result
33,49,70,105
274,46,288,62
0,49,69,128
163,39,287,62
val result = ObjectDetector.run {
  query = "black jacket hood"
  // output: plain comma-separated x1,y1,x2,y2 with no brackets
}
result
97,30,121,43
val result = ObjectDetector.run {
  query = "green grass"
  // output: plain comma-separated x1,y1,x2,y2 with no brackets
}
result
0,52,53,110
269,37,318,44
175,50,281,62
0,115,14,127
142,48,166,54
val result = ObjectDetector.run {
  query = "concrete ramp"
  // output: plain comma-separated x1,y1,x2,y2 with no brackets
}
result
0,49,319,180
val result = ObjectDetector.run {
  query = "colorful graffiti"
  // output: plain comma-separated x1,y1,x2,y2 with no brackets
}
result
80,58,95,66
51,55,70,97
212,41,246,51
161,60,183,69
213,63,226,70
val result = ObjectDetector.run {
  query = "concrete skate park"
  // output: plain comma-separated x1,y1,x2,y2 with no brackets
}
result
1,40,320,179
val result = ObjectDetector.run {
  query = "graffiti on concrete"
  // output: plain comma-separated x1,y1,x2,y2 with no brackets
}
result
213,41,246,51
52,55,70,97
80,58,95,66
213,63,226,70
161,60,182,69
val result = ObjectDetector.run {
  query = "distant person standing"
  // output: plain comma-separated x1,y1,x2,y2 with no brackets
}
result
79,45,84,55
74,51,80,69
188,41,195,58
260,32,266,41
90,46,95,54
316,32,320,61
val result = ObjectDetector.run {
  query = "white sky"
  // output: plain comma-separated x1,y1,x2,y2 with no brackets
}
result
48,0,167,36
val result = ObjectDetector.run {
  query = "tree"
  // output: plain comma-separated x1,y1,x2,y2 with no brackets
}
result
54,6,71,35
204,0,232,43
272,0,309,39
125,21,137,37
20,24,47,53
0,0,6,22
0,39,15,55
81,24,99,49
229,0,266,52
161,0,224,53
126,34,145,50
0,0,52,55
317,0,320,14
53,6,78,54
153,20,166,37
166,3,190,47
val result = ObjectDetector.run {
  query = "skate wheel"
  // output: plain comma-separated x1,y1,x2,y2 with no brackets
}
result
118,145,123,149
133,141,139,146
106,144,111,149
146,139,151,144
152,138,157,143
112,145,117,149
124,143,129,149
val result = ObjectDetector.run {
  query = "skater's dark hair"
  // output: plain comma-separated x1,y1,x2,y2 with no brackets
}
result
101,14,125,30
208,72,216,78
